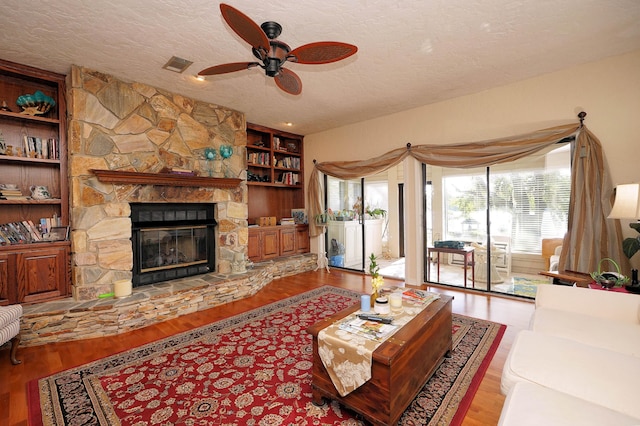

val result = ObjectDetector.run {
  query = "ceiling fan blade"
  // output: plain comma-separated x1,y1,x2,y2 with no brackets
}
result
220,3,270,53
198,62,259,76
288,42,358,64
274,68,302,95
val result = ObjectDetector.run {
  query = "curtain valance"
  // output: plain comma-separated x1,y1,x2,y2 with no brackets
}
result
307,122,628,275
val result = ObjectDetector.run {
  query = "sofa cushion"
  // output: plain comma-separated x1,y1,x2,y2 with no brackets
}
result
534,284,640,324
530,307,640,357
502,330,640,419
499,382,640,426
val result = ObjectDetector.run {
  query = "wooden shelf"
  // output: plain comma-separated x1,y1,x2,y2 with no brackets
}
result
247,181,302,188
0,239,70,253
0,155,61,165
0,199,62,205
91,169,242,188
0,109,60,124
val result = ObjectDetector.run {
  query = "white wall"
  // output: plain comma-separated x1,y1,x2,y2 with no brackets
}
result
304,49,640,275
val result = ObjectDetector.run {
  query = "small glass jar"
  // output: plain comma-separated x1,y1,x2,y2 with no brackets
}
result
374,296,390,315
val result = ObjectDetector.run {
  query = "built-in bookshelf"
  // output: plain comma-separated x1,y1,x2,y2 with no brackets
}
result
0,58,70,305
246,124,307,253
246,123,303,188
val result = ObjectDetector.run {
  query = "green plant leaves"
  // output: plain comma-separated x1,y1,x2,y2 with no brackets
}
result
622,237,640,259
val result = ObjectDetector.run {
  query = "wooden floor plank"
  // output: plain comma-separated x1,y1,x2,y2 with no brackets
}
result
0,269,534,425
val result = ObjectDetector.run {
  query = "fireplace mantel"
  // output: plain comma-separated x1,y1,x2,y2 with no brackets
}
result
91,169,242,188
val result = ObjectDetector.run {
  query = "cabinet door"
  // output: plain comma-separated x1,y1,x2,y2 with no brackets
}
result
295,225,309,253
0,253,11,305
248,229,262,261
280,227,296,256
17,246,68,303
262,229,280,259
344,221,363,266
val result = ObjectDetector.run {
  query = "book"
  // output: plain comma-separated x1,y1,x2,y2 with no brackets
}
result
7,223,28,243
23,220,42,241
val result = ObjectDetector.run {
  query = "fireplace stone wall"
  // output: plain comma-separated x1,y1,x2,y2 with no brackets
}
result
68,65,248,300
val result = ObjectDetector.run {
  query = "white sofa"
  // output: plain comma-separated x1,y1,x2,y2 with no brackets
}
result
499,284,640,425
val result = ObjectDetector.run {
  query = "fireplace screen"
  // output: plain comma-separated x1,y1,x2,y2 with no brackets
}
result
139,226,208,272
131,203,216,286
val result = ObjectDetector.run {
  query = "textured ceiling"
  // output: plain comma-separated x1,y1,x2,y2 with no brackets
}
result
2,0,640,135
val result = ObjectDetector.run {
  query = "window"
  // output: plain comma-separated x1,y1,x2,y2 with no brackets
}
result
443,144,571,254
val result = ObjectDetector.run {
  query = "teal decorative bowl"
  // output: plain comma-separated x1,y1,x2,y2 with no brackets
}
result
16,90,56,115
219,145,233,159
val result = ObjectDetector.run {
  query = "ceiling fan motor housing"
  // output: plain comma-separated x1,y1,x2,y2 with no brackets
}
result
260,21,282,39
254,39,291,76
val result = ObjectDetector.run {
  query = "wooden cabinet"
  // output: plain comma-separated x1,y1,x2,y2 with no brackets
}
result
295,225,310,253
280,227,296,256
248,227,280,261
0,242,69,305
248,225,310,262
246,123,305,223
0,59,70,305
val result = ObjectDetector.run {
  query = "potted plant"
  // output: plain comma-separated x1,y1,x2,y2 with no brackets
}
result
369,253,384,300
621,223,640,259
590,258,629,289
366,206,387,219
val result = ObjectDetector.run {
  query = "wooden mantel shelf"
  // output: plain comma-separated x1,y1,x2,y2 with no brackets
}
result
91,169,242,189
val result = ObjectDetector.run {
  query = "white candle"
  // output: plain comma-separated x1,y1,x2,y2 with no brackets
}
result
389,292,403,310
114,279,132,298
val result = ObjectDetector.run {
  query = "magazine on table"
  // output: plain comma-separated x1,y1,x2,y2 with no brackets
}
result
379,287,440,305
339,316,398,341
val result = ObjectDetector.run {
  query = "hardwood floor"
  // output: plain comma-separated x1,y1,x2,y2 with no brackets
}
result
0,269,535,425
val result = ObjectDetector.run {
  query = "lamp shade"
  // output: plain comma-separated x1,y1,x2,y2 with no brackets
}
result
608,183,640,219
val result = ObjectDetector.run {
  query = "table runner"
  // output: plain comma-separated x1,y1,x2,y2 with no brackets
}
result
318,291,439,396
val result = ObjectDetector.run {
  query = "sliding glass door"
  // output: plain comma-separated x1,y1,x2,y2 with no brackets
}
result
425,142,571,296
325,176,365,271
324,174,390,273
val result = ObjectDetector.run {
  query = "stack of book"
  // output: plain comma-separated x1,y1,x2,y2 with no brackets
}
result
280,217,295,226
0,188,28,200
22,136,59,159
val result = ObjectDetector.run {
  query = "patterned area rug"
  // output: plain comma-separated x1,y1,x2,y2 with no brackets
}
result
494,277,551,298
29,286,505,426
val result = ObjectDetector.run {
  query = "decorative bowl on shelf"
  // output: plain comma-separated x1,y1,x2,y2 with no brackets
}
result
16,90,56,115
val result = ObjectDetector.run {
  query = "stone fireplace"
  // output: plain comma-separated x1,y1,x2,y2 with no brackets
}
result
67,65,248,300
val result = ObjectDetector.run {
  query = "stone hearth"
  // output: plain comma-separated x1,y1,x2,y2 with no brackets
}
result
20,254,317,347
68,66,248,300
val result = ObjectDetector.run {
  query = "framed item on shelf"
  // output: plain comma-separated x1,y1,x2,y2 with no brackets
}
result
291,209,307,224
47,226,69,241
286,141,298,153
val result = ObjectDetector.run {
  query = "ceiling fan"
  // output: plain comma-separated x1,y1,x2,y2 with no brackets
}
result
198,3,358,95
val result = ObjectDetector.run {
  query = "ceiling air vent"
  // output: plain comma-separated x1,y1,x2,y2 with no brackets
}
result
162,56,193,73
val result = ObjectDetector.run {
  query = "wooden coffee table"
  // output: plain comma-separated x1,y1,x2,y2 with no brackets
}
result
306,294,453,426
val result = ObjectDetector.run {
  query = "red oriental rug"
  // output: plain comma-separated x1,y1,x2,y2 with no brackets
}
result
28,286,505,425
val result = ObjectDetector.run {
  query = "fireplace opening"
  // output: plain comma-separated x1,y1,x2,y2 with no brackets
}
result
131,203,217,287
